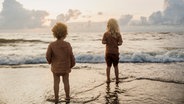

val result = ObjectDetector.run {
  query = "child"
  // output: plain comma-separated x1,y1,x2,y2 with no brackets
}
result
46,22,75,103
102,18,123,84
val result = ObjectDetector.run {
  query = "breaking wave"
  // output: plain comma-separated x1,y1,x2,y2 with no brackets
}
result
0,50,184,65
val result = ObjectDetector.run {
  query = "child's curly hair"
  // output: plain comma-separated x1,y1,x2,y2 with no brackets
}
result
52,22,68,39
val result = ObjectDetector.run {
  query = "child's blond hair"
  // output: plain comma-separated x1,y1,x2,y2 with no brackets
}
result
52,22,68,39
107,18,120,38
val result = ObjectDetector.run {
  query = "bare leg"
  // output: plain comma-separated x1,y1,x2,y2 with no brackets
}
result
53,73,60,103
62,73,70,99
114,66,119,84
106,66,111,83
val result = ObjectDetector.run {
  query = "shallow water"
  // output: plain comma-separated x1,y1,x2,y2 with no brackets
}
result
0,63,184,104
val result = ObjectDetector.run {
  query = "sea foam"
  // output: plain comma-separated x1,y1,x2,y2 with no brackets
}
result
0,50,183,65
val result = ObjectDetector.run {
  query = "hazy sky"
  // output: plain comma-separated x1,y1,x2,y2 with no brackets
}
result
0,0,184,31
0,0,164,22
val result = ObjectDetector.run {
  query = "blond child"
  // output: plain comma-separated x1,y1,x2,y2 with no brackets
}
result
46,22,75,103
102,18,123,84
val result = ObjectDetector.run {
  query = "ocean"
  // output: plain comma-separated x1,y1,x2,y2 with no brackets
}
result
0,32,184,65
0,32,184,104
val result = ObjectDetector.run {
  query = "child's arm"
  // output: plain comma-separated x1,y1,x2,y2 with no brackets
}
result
102,33,107,44
118,34,123,46
68,43,75,68
70,52,75,68
46,44,52,64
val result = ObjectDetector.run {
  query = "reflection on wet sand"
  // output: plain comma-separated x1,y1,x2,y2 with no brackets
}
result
0,63,184,104
105,83,120,104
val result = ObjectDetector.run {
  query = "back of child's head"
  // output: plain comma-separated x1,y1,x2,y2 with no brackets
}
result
52,22,68,39
107,18,120,38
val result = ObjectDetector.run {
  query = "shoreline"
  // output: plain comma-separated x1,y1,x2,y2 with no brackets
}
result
0,63,184,104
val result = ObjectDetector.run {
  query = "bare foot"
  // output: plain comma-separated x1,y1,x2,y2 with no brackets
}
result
116,80,119,84
55,99,58,104
65,97,70,103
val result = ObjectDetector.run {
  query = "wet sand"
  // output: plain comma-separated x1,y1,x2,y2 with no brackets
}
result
0,63,184,104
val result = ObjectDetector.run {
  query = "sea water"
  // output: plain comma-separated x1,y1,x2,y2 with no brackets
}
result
0,32,184,104
0,32,184,65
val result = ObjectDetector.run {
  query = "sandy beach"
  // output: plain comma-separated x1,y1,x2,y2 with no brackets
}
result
0,63,184,104
0,0,184,104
